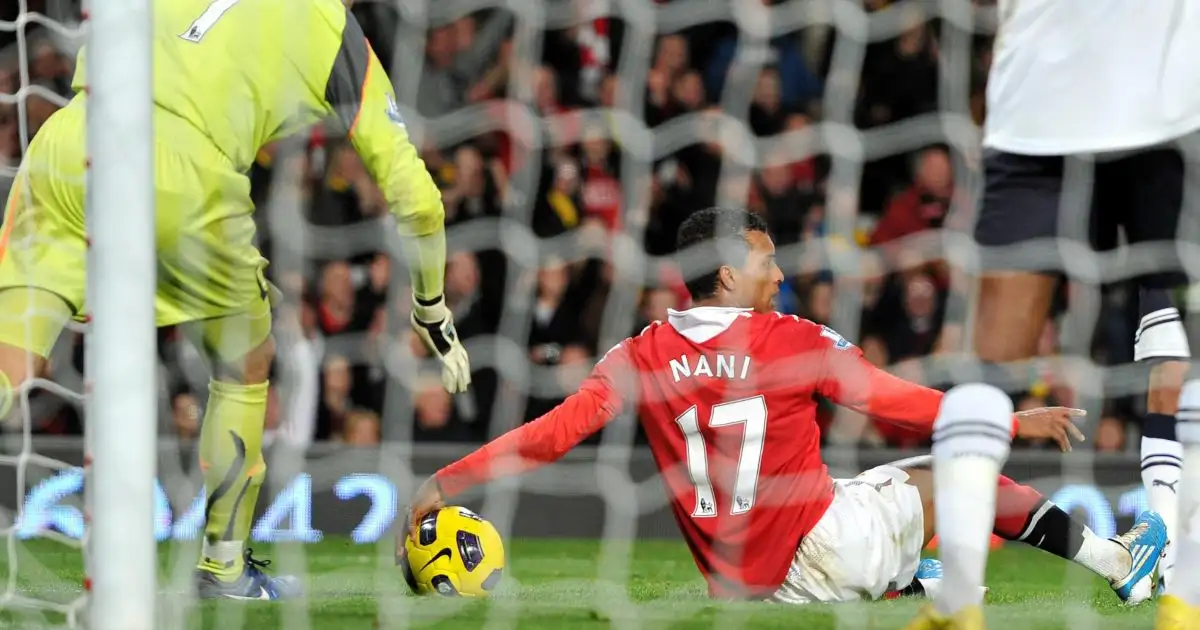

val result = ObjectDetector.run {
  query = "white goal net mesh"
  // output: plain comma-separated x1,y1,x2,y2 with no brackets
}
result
0,0,1195,627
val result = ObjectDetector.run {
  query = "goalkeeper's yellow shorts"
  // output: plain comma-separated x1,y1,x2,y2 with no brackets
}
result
0,98,274,360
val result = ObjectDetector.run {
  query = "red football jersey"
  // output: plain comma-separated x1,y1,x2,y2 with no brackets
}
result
609,309,843,598
437,307,1006,598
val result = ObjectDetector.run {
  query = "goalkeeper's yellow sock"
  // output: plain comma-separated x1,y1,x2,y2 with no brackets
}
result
196,379,268,582
0,370,11,421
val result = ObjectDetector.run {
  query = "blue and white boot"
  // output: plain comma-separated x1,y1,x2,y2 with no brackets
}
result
887,558,949,600
913,558,944,598
902,558,989,602
915,558,944,582
1109,511,1168,606
195,548,302,600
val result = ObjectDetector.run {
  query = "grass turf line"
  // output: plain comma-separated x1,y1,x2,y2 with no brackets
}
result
0,538,1159,629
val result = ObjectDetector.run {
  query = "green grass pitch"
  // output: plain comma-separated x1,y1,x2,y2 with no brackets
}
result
0,537,1159,629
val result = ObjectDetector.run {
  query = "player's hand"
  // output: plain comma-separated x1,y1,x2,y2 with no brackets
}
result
410,295,472,394
1015,406,1087,451
397,476,446,564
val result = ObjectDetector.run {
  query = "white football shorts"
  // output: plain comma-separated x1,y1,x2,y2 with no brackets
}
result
773,463,926,604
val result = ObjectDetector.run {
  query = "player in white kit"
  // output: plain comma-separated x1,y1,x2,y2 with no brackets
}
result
908,1,1200,627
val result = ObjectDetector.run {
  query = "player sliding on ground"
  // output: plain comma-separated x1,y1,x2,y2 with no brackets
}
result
0,0,470,600
402,208,1166,608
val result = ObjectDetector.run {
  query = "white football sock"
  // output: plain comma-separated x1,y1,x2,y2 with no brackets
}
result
1141,435,1182,579
201,539,244,568
1169,380,1200,606
931,383,1014,617
1071,528,1130,581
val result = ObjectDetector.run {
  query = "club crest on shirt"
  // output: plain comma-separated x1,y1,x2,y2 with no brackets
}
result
385,93,405,127
819,326,852,350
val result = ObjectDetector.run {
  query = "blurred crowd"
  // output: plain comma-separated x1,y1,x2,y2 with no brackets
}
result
0,0,1177,454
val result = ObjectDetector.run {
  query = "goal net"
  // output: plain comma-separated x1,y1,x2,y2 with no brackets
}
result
0,0,1193,627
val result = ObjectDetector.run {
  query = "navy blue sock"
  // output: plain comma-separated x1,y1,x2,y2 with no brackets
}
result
1145,412,1179,442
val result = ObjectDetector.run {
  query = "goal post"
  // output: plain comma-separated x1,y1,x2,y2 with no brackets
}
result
83,0,158,627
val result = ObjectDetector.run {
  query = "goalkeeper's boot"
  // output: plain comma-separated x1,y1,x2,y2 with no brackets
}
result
195,549,302,600
1156,594,1200,630
1109,511,1168,606
902,604,985,630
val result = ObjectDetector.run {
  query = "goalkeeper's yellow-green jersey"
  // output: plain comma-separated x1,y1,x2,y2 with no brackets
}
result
71,0,447,296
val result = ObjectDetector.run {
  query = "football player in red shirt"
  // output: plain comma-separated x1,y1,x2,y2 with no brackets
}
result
401,208,1165,608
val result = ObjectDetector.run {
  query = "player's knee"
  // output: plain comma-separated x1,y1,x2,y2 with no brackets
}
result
237,335,275,385
0,343,39,388
0,342,45,420
0,287,69,399
193,306,276,384
209,334,274,385
1147,360,1189,413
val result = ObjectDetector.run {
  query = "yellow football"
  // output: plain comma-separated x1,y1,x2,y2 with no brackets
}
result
402,506,505,597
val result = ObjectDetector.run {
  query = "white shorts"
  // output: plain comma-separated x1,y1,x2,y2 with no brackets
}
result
773,463,927,604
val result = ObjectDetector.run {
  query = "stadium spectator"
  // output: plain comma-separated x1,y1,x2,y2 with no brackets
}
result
578,121,622,231
754,148,819,246
342,409,382,447
172,392,202,442
316,261,365,337
317,355,354,442
1095,415,1129,453
704,22,822,115
871,147,955,252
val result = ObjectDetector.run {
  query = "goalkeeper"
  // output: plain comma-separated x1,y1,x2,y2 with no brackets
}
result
0,0,469,600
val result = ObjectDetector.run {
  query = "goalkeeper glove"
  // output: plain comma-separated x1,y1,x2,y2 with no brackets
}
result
410,295,471,394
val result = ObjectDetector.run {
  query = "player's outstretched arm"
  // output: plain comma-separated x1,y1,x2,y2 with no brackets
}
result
397,380,623,559
805,322,1084,449
433,386,621,499
398,344,632,551
308,2,467,392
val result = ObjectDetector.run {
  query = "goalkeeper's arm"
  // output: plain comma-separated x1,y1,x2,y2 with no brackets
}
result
315,5,469,392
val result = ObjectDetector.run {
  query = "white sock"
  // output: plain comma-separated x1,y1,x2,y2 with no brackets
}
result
931,383,1014,617
1141,435,1182,579
1169,380,1200,606
1072,528,1130,582
202,539,244,568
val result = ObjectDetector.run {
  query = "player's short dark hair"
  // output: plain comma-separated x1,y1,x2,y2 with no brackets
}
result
675,207,770,301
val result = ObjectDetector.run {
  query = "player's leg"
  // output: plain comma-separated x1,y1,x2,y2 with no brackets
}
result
1134,288,1189,590
990,474,1166,604
172,254,296,600
0,294,72,486
151,135,295,599
183,306,276,585
1158,379,1200,628
901,383,1013,629
970,152,1065,387
903,449,1166,607
0,288,74,417
1109,146,1193,592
